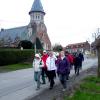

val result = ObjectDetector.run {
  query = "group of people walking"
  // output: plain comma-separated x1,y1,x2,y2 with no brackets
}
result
33,50,84,91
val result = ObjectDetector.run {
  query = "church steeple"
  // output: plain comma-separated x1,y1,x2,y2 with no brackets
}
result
29,0,45,15
28,0,51,50
29,0,45,24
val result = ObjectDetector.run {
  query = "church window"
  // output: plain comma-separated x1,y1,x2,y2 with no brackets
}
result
36,15,37,19
38,16,40,19
33,15,34,19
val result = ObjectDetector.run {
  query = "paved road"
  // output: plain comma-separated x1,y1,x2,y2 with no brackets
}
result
0,58,98,100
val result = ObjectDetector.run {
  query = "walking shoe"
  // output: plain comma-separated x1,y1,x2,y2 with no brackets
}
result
49,87,53,90
41,82,46,84
36,87,40,90
76,73,79,76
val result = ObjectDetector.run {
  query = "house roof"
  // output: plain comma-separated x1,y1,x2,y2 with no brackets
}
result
65,41,90,49
0,26,28,42
29,0,45,14
67,42,86,46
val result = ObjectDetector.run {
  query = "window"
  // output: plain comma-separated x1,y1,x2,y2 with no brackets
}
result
77,45,78,48
38,16,40,19
81,44,83,47
36,15,37,19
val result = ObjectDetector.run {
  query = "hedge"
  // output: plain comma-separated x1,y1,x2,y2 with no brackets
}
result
0,49,34,66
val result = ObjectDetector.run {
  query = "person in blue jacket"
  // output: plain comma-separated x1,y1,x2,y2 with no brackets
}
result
57,51,70,91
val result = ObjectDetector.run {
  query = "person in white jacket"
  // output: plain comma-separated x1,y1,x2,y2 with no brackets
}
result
33,54,44,90
46,51,57,89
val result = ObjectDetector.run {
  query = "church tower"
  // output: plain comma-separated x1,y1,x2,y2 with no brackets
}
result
28,0,51,50
29,0,45,24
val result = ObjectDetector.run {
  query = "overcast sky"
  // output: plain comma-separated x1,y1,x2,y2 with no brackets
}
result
0,0,100,46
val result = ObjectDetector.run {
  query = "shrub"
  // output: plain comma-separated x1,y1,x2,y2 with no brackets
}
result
0,49,34,66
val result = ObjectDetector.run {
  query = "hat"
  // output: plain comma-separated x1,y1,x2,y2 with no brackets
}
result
43,50,46,53
35,54,40,58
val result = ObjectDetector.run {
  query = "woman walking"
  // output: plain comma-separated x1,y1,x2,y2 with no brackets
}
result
33,54,44,90
46,51,57,89
57,51,70,91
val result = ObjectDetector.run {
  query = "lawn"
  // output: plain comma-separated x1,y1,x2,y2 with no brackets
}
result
65,76,100,100
0,63,32,72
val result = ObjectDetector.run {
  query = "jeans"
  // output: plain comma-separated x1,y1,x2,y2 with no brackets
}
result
34,71,41,88
59,74,67,89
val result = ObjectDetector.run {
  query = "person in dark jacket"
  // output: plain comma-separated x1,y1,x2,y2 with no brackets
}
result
78,52,84,69
57,51,70,91
73,53,82,75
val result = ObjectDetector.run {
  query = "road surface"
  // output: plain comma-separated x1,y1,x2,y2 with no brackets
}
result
0,57,98,100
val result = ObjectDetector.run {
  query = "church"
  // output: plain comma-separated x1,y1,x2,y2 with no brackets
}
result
0,0,51,50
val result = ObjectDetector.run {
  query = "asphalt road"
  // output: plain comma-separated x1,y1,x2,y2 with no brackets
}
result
0,57,98,100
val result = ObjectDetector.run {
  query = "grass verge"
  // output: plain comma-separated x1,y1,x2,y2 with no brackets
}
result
0,63,32,73
65,76,100,100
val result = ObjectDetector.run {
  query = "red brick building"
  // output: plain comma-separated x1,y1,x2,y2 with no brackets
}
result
65,41,90,53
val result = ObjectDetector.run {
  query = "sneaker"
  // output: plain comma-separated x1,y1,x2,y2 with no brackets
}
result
76,73,79,76
36,87,40,90
49,87,53,90
41,82,46,84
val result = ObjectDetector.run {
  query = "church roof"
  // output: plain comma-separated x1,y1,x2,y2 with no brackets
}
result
0,26,28,42
29,0,45,14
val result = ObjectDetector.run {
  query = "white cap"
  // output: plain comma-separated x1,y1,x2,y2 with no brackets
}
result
35,54,40,58
43,50,46,53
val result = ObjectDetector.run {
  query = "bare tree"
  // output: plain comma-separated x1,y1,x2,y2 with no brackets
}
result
96,39,100,77
92,28,100,77
53,44,63,52
92,28,100,41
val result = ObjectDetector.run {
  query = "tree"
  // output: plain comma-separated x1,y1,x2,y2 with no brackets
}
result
96,39,100,77
53,44,63,52
92,28,100,41
18,40,33,49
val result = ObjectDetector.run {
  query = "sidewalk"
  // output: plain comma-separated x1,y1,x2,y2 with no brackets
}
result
0,58,98,100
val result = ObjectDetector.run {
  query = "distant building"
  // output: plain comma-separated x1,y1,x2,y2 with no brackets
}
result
0,0,51,50
65,41,90,53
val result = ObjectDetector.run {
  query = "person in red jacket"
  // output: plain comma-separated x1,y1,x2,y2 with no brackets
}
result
65,51,74,80
41,50,48,84
65,51,74,68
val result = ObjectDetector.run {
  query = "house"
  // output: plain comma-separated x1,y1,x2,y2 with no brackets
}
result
65,41,90,54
